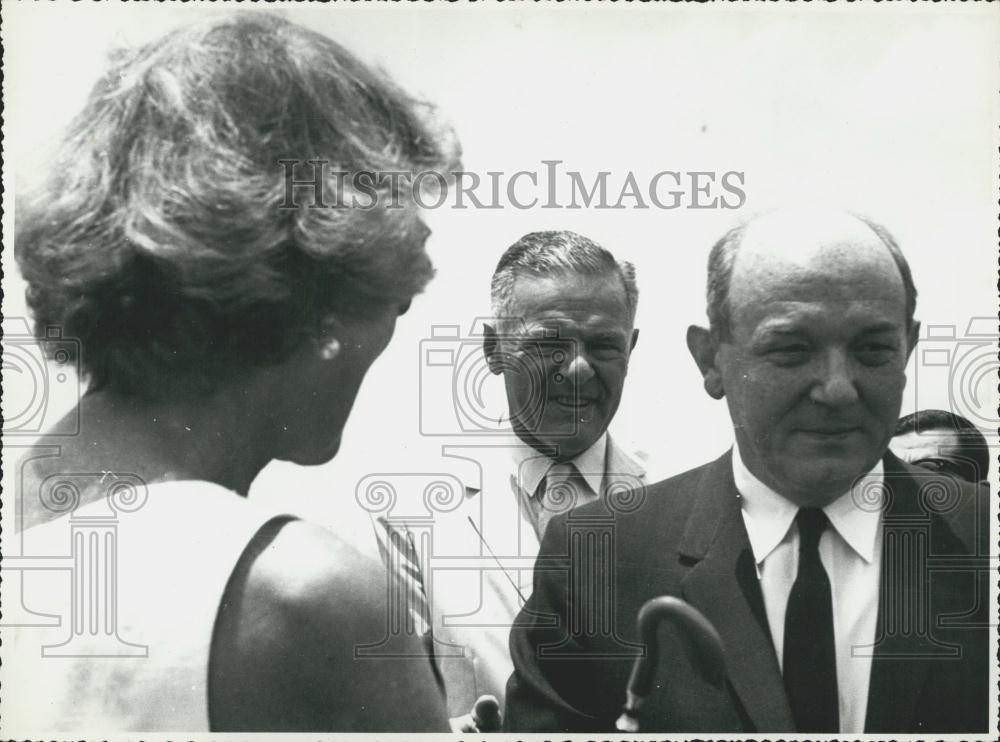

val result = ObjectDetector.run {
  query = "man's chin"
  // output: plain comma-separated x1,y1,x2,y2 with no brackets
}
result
778,459,877,506
549,430,605,461
282,436,343,467
515,410,607,459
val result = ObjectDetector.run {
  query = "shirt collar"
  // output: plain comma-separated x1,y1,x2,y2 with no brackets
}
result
511,433,608,498
824,462,883,563
572,434,609,496
733,442,884,565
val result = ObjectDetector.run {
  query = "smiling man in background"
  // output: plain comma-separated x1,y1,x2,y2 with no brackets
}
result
391,230,661,731
483,231,647,538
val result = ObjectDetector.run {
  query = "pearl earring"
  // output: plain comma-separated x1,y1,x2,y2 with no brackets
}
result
320,338,341,361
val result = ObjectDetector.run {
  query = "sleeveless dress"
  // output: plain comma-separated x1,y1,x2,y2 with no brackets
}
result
2,480,294,733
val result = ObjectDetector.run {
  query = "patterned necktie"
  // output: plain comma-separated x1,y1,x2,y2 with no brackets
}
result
373,518,446,694
783,507,839,732
534,461,594,538
375,518,432,637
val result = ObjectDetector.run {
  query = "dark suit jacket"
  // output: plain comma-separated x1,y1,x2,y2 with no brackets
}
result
505,450,989,733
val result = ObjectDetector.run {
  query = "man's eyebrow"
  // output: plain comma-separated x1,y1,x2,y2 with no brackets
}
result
587,330,628,342
754,319,902,336
857,322,901,335
752,322,803,337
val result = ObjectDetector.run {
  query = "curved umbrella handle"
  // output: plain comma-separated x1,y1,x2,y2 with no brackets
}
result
615,596,726,732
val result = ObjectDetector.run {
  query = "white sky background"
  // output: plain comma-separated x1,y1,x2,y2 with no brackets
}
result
3,3,997,544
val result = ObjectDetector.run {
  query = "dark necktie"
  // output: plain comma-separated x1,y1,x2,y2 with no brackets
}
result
783,508,839,732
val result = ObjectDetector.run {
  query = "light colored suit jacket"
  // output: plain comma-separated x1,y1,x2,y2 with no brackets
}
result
416,435,658,718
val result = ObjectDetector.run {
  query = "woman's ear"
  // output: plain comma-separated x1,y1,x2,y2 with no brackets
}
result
686,325,725,400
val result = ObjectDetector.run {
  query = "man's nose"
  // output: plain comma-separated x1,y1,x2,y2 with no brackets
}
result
557,348,596,385
809,349,860,407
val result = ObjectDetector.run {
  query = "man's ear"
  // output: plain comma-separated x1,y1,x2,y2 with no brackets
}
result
483,324,503,375
629,328,639,353
686,325,725,400
905,320,921,359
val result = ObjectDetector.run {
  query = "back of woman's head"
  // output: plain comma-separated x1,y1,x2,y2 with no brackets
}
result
17,13,458,397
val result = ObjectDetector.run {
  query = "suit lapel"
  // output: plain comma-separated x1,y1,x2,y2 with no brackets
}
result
863,453,932,732
677,453,795,732
604,435,648,491
455,446,540,604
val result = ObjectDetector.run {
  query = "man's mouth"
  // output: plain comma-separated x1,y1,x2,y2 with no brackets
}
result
798,427,862,439
553,395,598,411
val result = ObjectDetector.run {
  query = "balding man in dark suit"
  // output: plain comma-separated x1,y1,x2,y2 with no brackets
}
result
504,209,989,734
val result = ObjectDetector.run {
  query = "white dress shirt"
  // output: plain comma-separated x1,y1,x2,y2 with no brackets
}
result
733,444,884,734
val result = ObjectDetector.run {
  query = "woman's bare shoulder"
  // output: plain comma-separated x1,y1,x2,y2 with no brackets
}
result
211,518,446,731
248,519,387,619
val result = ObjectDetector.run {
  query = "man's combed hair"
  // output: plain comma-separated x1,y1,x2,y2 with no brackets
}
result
490,231,638,325
895,409,991,478
705,213,918,339
16,13,458,397
705,222,748,340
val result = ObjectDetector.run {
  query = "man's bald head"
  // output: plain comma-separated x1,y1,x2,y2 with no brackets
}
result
706,208,917,339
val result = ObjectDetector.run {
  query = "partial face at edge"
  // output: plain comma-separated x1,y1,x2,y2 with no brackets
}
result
891,429,985,483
